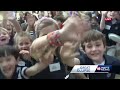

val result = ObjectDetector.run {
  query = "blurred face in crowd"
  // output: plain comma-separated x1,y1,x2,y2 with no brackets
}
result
0,55,18,79
38,11,44,19
107,11,120,19
6,21,13,36
56,11,62,16
25,12,32,21
27,15,36,26
84,39,106,63
17,36,32,51
19,12,24,18
90,18,99,29
0,30,10,46
91,18,98,26
41,11,44,16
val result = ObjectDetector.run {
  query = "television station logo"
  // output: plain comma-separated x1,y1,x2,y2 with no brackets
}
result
96,65,111,72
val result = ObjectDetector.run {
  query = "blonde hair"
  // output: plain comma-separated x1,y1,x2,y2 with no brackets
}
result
78,11,91,21
14,31,33,46
0,27,9,33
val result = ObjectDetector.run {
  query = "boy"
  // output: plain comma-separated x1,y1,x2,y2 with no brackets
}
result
79,30,120,79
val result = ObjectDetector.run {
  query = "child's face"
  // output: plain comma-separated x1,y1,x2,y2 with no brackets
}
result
17,36,32,51
91,18,99,29
0,31,10,46
91,18,98,26
84,39,106,63
6,21,13,36
107,11,120,19
0,55,18,79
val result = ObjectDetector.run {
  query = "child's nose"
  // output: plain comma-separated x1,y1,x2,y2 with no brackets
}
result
91,46,97,51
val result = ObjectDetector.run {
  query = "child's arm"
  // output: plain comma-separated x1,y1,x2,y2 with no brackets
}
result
100,11,108,30
22,47,55,78
24,61,49,77
30,16,83,60
9,19,23,33
60,42,80,67
1,19,8,29
2,11,22,33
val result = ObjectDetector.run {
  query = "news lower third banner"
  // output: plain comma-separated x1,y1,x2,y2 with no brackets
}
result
70,65,120,73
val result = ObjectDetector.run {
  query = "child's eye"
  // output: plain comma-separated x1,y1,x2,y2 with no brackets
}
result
19,43,23,46
25,42,30,45
96,44,100,47
2,33,7,35
87,45,92,48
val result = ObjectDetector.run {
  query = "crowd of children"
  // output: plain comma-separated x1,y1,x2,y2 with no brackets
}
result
0,11,120,79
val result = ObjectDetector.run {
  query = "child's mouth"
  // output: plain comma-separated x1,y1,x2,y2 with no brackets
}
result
1,38,6,41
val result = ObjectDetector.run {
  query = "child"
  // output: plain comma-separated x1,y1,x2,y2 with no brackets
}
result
31,17,66,79
1,11,23,46
0,45,53,79
79,30,120,79
0,27,10,46
3,20,16,46
100,11,120,56
14,31,35,67
54,15,65,29
30,12,92,79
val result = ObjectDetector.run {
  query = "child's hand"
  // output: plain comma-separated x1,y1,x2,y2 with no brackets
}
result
101,11,108,16
40,47,56,65
19,50,30,54
2,11,16,20
19,50,31,60
60,41,80,63
60,13,91,42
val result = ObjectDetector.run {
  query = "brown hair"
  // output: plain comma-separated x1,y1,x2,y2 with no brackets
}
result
81,30,106,50
35,18,59,38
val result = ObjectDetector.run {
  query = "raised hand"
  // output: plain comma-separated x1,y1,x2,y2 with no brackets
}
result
101,11,108,16
40,47,56,65
2,11,16,20
60,12,91,42
30,38,57,62
19,50,31,60
60,41,80,64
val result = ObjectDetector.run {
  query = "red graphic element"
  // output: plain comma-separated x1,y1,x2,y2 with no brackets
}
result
96,67,101,70
105,18,112,21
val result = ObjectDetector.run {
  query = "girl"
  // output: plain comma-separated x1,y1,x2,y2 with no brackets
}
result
0,27,10,46
0,45,53,79
14,31,35,67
